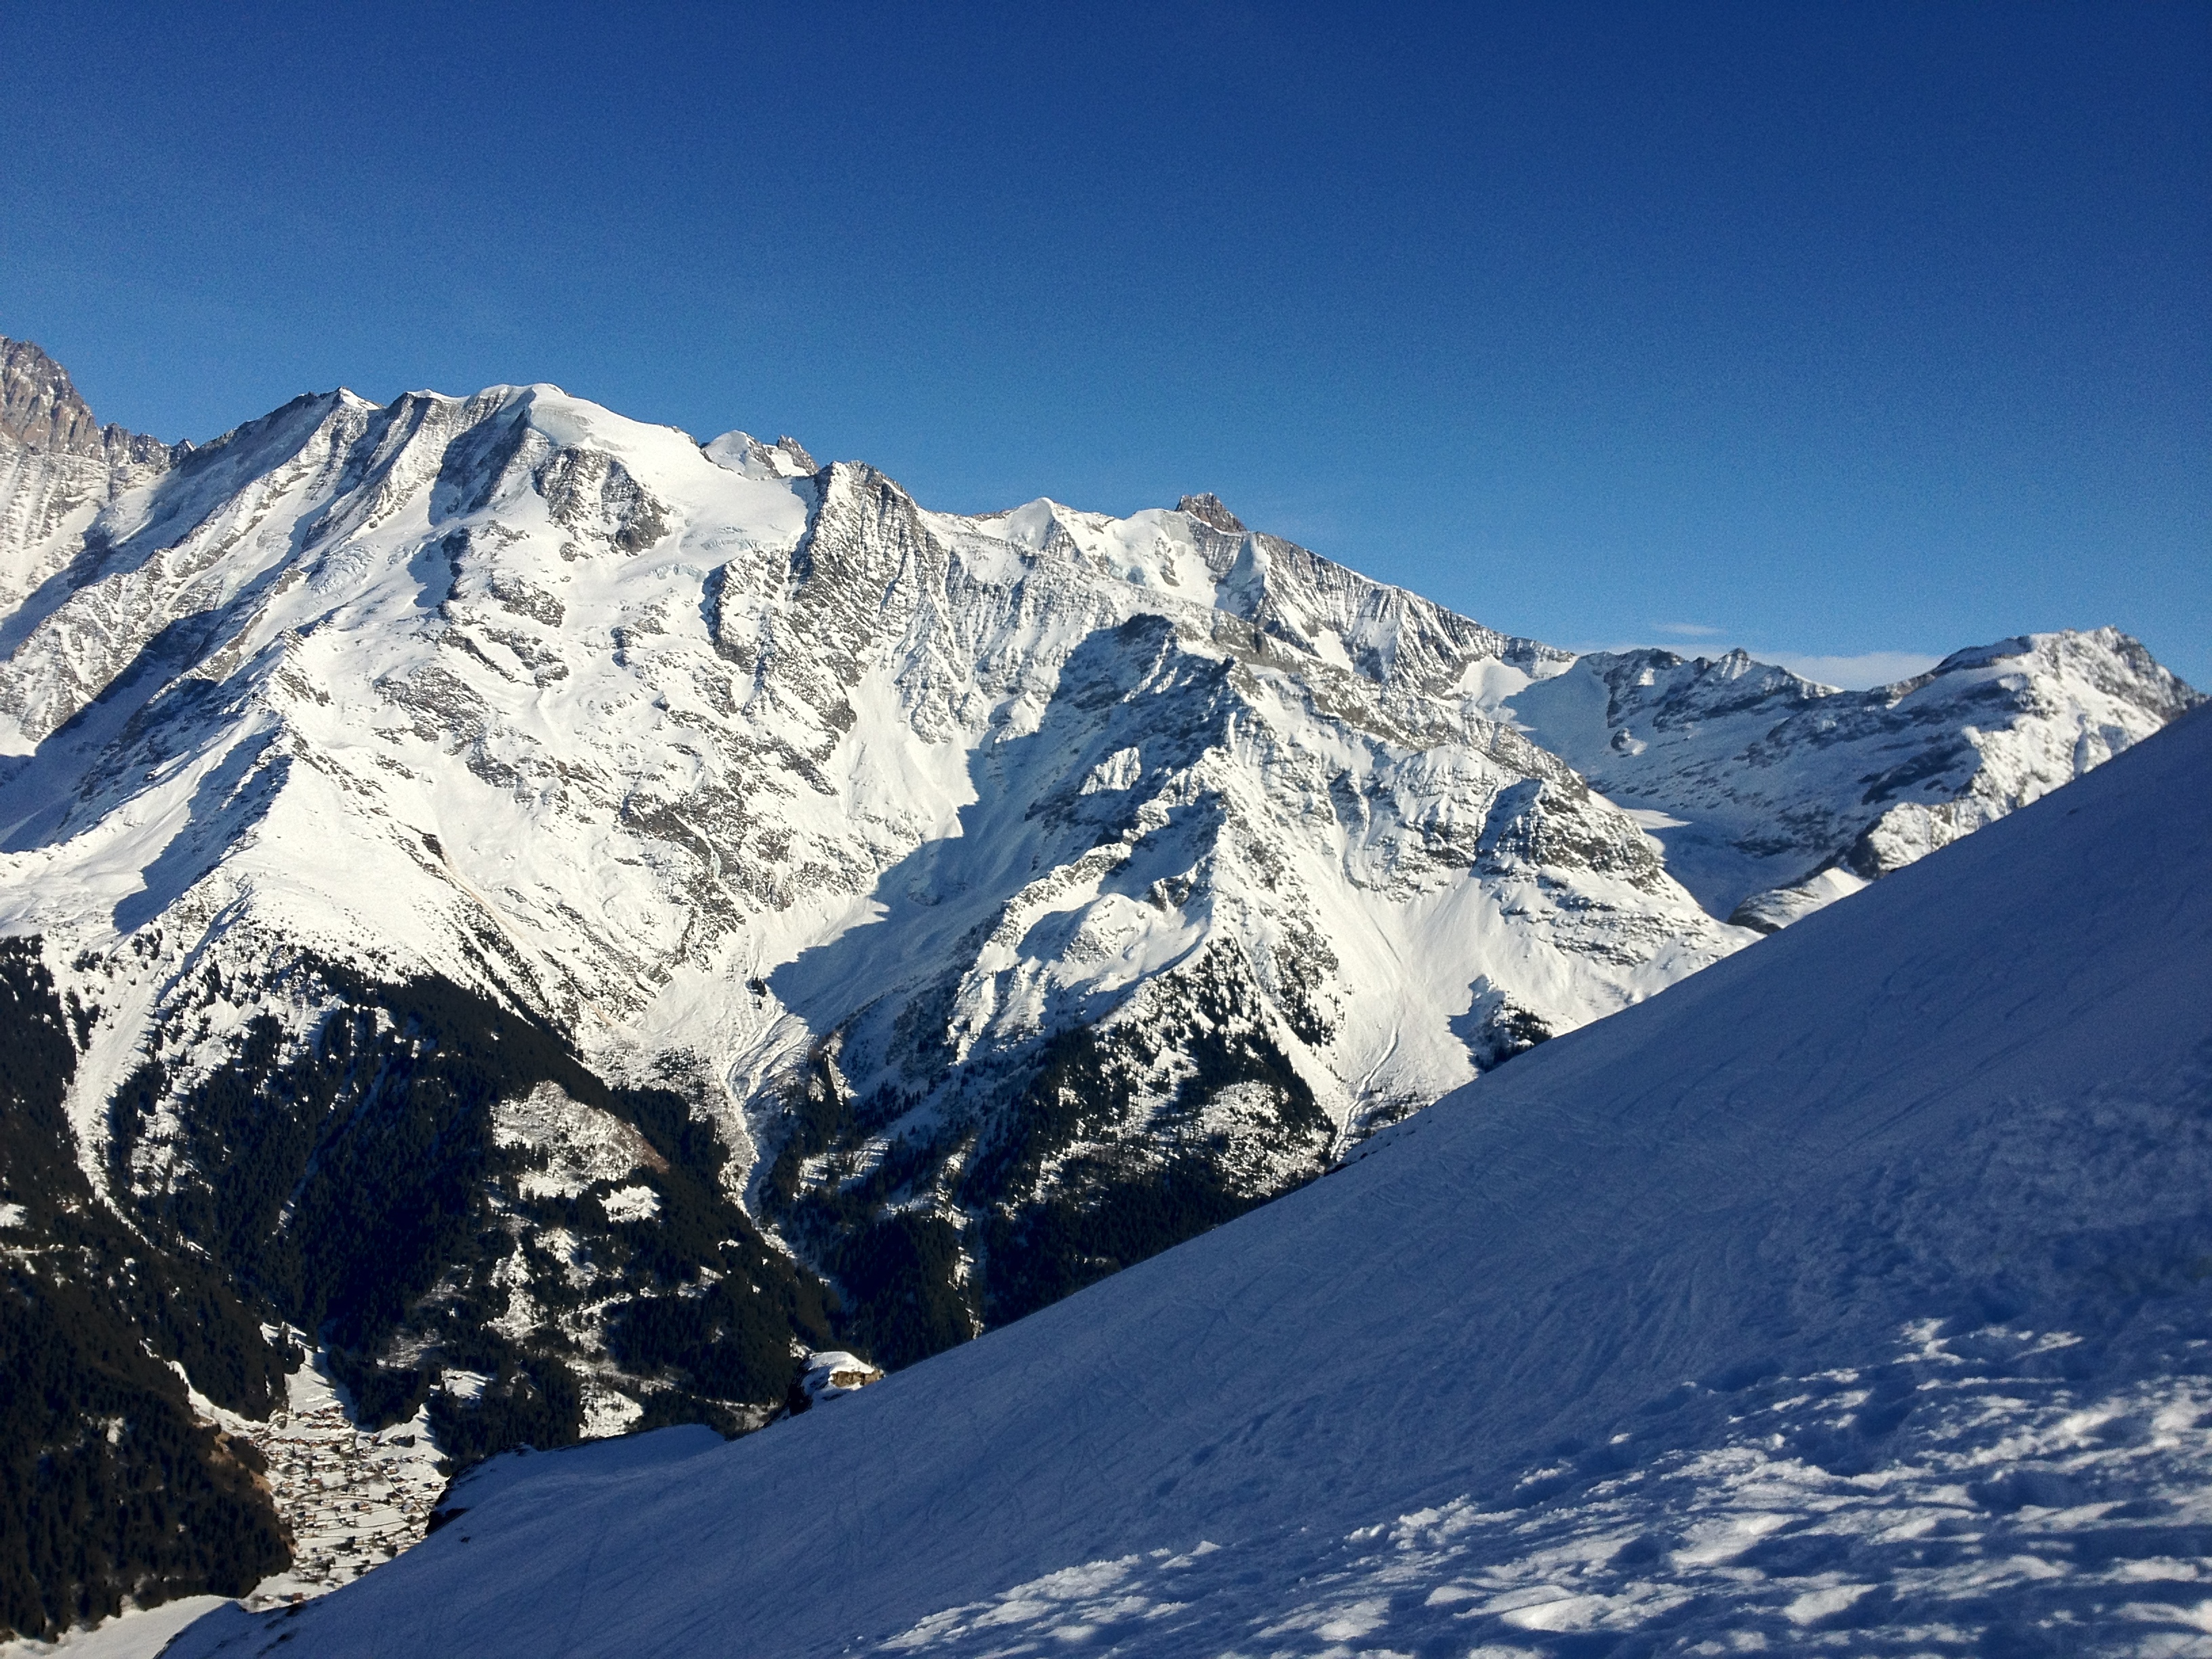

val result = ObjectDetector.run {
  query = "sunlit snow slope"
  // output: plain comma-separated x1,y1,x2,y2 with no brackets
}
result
173,705,2212,1657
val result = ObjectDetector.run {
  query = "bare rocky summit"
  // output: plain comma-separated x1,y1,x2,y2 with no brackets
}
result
1,335,176,463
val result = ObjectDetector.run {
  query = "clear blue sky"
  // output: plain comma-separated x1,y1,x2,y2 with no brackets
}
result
5,2,2206,687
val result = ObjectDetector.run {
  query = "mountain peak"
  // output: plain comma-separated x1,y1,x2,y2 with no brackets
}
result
703,429,819,480
1,335,102,453
0,335,180,467
1176,492,1246,534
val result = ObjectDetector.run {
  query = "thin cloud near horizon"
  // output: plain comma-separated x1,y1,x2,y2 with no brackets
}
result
1768,650,1943,690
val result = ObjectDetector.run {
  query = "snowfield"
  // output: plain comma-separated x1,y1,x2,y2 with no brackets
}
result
167,706,2212,1654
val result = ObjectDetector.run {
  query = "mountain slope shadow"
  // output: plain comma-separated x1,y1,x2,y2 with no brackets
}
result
762,613,1332,1364
112,719,286,933
0,523,315,861
0,390,342,664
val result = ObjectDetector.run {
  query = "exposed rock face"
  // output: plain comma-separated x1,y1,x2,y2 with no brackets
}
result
1,337,102,453
0,350,2196,1628
0,335,179,468
1175,491,1245,534
0,335,182,637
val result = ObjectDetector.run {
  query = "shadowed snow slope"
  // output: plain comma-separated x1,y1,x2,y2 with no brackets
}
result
173,705,2212,1655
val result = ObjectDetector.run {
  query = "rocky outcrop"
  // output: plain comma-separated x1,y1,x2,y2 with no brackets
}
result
0,336,184,634
0,335,178,469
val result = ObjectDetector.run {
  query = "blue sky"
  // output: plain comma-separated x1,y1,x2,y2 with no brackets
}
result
5,2,2205,688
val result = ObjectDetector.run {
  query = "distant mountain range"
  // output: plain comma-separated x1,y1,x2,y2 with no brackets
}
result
0,334,2197,1637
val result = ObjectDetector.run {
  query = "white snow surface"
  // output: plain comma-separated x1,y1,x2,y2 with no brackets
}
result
491,1081,663,1200
0,1597,230,1659
169,706,2212,1655
0,380,1744,1196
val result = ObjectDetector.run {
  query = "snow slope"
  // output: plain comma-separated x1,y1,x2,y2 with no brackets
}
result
170,704,2212,1656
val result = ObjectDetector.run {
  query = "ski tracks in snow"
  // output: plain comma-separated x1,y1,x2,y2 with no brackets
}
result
883,1322,2212,1657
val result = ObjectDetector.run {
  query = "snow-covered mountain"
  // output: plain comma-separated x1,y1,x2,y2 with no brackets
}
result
0,335,2198,1635
1,338,180,623
1498,633,2198,928
167,697,2212,1658
0,344,1742,1383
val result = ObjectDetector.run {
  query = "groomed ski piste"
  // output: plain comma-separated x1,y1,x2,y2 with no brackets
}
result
167,706,2212,1655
